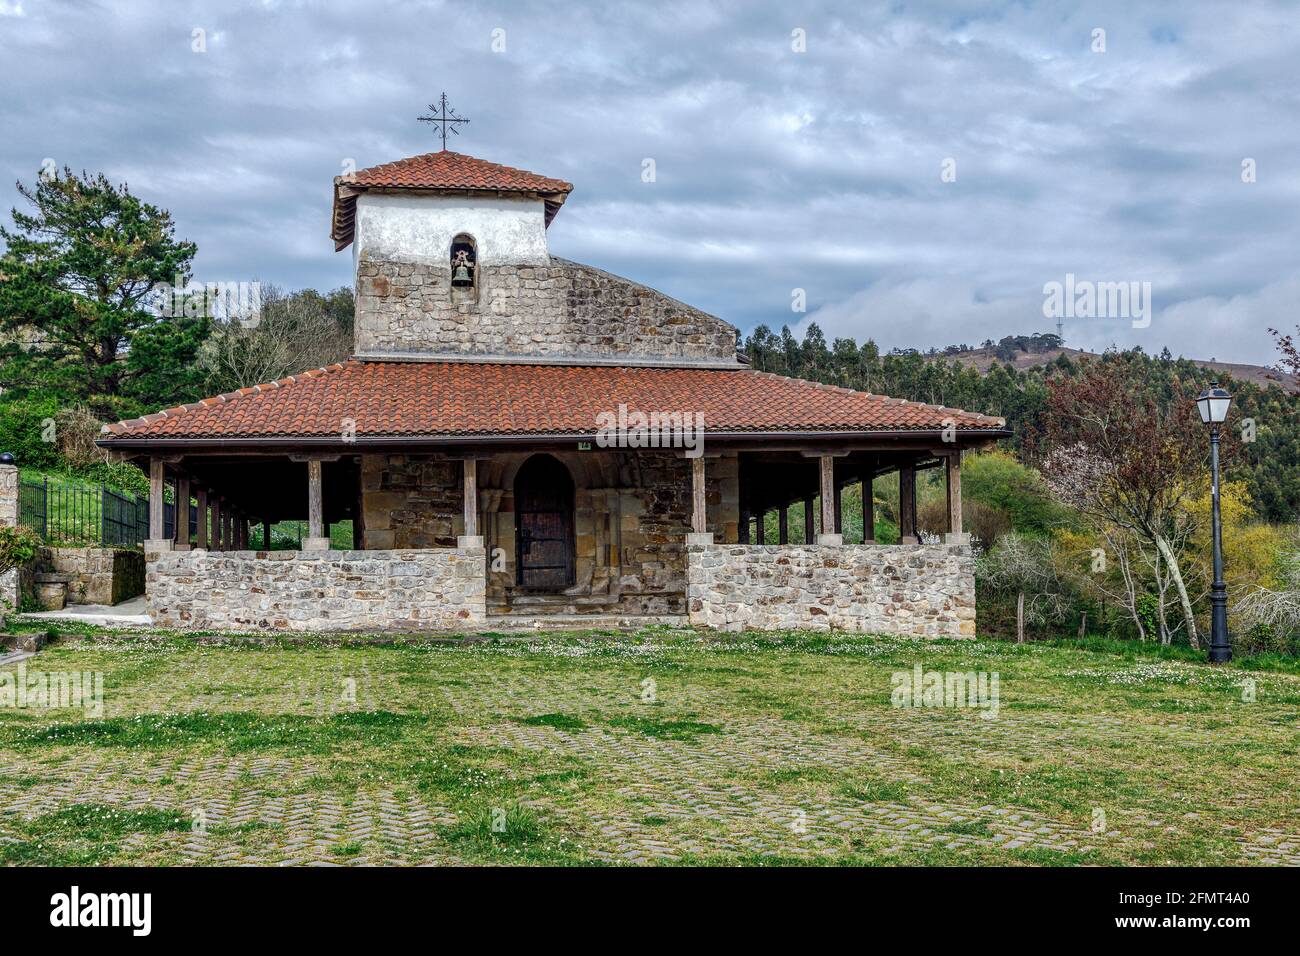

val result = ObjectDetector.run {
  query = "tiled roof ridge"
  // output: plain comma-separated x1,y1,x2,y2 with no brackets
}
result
100,361,358,435
337,150,574,193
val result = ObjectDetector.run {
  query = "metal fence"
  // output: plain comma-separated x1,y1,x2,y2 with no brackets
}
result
17,474,152,549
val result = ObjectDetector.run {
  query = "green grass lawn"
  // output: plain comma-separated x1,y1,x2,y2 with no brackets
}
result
1,627,1297,866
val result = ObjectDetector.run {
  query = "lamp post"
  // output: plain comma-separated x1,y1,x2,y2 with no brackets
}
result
1195,381,1233,663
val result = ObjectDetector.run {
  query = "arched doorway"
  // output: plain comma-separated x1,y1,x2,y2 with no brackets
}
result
514,454,575,589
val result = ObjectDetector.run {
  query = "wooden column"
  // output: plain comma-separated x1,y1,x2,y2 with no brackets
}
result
804,497,815,544
222,508,233,551
945,451,965,542
211,497,223,550
778,504,788,544
899,465,918,544
195,488,209,549
147,457,168,548
862,478,875,543
833,482,843,540
755,510,765,544
263,521,271,551
690,457,707,534
174,474,191,550
462,458,479,539
818,455,839,542
304,459,328,549
738,506,750,544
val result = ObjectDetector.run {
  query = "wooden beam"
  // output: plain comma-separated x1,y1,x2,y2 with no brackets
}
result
174,474,191,550
819,455,836,535
211,497,223,550
778,504,788,544
148,458,166,542
691,457,707,534
899,465,918,544
307,459,324,540
195,488,208,549
755,510,765,544
833,481,842,539
804,497,815,544
946,451,963,536
863,477,875,542
463,458,478,537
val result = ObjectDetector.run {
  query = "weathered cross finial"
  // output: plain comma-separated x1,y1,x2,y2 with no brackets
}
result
418,93,470,151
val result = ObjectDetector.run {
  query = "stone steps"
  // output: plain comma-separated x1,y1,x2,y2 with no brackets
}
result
483,612,690,632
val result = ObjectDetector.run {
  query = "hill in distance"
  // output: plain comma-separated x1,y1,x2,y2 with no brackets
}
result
941,343,1296,391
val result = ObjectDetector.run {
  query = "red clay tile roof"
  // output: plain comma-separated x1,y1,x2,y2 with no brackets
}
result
332,151,573,248
100,362,1007,443
342,151,573,194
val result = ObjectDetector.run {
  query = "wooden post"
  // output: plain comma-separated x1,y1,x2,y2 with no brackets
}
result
690,456,707,534
817,455,839,543
263,521,271,551
945,451,965,543
305,459,328,549
195,488,208,549
462,458,479,539
778,504,788,544
147,458,169,548
755,509,765,544
211,497,222,550
804,497,815,544
862,478,875,543
900,465,918,544
738,506,750,544
174,474,191,550
833,482,842,540
222,508,233,551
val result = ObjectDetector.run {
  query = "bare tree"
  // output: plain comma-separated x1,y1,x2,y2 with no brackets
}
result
978,533,1074,643
200,283,353,391
1235,528,1300,634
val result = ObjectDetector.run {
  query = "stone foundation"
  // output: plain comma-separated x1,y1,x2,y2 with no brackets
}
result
146,547,486,632
686,543,976,637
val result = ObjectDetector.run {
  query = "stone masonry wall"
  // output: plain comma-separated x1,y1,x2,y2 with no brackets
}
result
687,543,976,637
355,256,739,364
0,463,17,614
361,454,462,550
147,548,486,632
35,547,145,606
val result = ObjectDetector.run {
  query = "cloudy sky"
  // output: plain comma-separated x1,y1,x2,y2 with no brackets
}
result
1,0,1297,363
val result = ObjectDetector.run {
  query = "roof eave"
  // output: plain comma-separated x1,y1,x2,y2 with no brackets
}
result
97,428,1012,451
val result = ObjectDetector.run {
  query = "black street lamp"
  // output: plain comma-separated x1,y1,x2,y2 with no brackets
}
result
1195,381,1233,663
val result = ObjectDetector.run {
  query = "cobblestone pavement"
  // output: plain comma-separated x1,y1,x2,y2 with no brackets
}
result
0,644,1295,866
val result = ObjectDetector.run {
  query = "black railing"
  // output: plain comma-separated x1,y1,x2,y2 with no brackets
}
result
17,474,153,549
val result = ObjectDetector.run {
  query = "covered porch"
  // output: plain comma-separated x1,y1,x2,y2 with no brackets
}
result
121,437,978,633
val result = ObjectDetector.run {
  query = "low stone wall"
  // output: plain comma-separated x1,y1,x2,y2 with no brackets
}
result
146,547,486,632
35,547,145,606
686,543,976,637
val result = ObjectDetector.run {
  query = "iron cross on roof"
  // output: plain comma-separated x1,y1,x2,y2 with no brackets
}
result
418,93,470,150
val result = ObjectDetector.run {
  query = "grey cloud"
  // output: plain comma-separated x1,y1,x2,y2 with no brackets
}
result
1,0,1296,363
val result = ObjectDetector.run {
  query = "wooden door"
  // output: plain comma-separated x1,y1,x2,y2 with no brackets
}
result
515,455,575,589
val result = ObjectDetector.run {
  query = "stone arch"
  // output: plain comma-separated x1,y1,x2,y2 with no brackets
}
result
450,233,478,302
